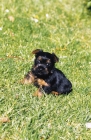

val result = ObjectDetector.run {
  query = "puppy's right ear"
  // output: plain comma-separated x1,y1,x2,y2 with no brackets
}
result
52,53,59,63
32,49,43,55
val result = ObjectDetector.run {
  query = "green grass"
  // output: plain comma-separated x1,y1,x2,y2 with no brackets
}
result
0,0,91,139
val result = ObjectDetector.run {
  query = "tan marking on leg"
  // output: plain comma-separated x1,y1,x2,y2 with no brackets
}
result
52,91,59,95
34,88,44,97
37,79,49,87
21,72,35,84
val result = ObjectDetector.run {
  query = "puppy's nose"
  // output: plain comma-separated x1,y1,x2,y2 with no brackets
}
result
38,67,43,71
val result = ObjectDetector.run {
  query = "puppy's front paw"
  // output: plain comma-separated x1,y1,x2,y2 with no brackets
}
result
34,88,44,97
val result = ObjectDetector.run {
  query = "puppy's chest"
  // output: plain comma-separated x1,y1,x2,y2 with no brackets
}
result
34,71,57,87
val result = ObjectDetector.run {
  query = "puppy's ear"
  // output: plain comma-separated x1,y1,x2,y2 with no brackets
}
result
52,53,59,63
32,49,43,54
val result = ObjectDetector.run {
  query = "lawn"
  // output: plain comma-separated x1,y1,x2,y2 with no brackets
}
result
0,0,91,139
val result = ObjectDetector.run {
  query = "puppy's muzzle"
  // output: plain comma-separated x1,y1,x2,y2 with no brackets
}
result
37,66,45,72
33,64,48,75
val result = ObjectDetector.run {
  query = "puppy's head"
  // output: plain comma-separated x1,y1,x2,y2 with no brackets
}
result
32,49,59,77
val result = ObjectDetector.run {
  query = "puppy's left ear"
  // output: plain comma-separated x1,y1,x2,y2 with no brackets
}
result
52,53,59,63
32,49,43,55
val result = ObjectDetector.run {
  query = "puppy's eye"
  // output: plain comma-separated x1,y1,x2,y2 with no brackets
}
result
46,63,50,66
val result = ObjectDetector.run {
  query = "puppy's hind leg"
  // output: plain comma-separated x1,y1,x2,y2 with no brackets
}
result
58,82,72,94
21,71,35,84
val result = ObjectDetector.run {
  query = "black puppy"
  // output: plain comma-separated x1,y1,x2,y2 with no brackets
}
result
23,49,72,96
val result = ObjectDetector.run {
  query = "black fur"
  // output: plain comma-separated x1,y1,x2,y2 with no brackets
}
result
30,49,72,95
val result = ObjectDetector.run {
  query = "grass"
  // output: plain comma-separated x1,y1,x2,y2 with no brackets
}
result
0,0,91,139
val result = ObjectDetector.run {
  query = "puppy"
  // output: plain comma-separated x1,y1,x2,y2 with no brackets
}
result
23,49,72,96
